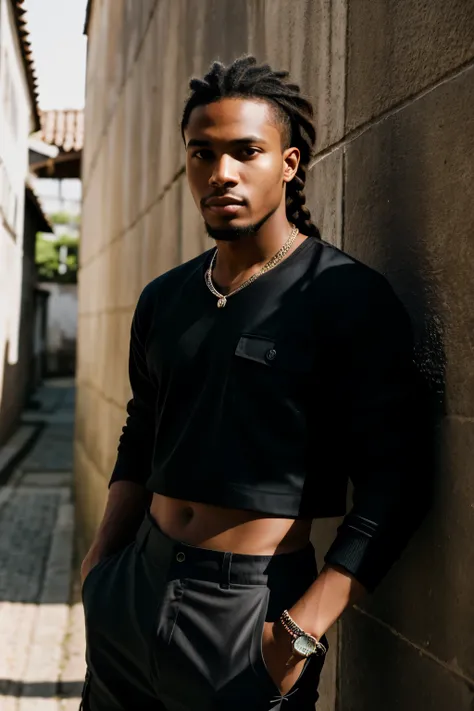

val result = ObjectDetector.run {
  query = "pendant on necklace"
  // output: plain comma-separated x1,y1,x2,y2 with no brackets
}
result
217,297,227,308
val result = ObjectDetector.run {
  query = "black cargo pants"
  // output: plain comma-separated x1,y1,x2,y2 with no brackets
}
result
80,511,328,710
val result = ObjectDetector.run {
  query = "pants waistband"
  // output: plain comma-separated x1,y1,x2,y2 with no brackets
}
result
135,510,316,587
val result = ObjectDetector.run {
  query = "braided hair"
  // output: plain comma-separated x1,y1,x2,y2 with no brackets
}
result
180,55,321,239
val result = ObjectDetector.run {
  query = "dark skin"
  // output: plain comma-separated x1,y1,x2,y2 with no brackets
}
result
184,97,308,289
82,97,365,698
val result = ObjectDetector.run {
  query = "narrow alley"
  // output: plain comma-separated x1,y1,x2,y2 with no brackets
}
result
0,380,85,711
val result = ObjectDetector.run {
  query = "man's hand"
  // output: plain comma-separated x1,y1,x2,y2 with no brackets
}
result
261,620,307,696
260,563,368,695
80,545,109,588
79,481,148,589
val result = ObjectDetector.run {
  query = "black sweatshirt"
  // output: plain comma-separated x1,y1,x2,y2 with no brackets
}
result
110,237,430,591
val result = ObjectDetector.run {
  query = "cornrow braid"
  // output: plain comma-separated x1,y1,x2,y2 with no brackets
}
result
181,55,321,240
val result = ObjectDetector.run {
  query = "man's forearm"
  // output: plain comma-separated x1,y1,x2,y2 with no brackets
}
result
287,564,367,642
86,480,150,559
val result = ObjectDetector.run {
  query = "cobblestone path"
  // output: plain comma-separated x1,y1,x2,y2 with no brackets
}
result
0,380,85,711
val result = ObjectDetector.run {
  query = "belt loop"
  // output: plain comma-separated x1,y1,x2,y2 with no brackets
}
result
220,551,232,589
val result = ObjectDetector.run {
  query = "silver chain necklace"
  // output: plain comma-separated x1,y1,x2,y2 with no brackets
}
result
204,224,299,308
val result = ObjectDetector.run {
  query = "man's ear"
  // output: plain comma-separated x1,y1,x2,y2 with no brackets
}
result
283,147,300,184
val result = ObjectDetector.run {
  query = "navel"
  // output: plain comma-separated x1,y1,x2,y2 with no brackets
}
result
181,505,195,524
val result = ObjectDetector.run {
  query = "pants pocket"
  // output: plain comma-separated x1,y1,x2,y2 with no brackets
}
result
249,585,325,701
81,555,111,599
82,544,130,610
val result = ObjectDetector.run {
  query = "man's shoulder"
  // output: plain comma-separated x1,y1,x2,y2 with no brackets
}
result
312,239,407,323
316,240,393,297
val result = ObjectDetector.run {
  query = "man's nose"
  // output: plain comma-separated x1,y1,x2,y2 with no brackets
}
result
209,155,238,187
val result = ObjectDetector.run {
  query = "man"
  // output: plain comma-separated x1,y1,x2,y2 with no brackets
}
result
80,55,429,710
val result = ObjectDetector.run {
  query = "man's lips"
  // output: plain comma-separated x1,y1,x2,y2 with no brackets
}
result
204,196,245,207
204,196,245,215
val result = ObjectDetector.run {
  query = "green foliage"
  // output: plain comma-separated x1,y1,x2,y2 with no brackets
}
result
35,233,79,283
48,211,81,226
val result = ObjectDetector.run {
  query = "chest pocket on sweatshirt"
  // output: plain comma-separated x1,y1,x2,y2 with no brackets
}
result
234,334,314,374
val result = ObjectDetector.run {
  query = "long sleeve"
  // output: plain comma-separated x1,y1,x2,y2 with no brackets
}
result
108,286,157,488
322,266,432,592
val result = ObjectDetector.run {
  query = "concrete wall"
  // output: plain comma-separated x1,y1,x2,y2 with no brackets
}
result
78,1,474,709
0,0,36,444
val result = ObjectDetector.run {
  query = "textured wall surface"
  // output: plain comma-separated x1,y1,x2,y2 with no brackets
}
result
78,1,474,709
0,0,35,444
339,3,474,707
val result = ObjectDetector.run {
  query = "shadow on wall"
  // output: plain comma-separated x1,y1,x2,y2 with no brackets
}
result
0,273,40,447
373,80,446,480
339,73,453,708
0,340,15,445
0,347,28,447
0,323,36,447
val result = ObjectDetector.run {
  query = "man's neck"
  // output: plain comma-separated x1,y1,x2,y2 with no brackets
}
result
212,217,295,291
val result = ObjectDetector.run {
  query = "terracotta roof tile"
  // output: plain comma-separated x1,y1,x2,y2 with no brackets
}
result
40,110,84,153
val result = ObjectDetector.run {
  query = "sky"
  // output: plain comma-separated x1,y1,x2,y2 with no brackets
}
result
24,0,88,110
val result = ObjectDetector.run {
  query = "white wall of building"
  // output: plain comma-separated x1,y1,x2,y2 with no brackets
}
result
0,0,35,406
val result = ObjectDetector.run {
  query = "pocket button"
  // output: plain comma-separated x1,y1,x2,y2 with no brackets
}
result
265,349,277,362
176,552,186,562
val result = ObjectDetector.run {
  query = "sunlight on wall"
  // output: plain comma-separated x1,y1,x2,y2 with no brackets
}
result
0,0,33,415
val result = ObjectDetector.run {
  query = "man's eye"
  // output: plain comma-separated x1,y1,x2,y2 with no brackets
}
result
193,150,213,160
241,147,259,157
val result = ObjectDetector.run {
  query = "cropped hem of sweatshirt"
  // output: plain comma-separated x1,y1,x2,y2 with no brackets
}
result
110,236,431,592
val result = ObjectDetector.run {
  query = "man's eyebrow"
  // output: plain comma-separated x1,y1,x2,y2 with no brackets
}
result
186,136,267,149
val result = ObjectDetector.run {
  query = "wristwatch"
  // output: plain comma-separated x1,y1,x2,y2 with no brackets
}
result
279,609,327,666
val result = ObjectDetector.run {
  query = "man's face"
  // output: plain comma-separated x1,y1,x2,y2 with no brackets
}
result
184,98,297,238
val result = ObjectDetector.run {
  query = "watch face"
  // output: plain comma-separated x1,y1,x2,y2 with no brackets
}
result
294,635,317,657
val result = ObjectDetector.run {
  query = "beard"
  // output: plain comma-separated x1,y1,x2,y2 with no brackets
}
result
204,206,277,242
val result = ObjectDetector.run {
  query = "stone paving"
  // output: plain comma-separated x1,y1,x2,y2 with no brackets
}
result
0,379,85,711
